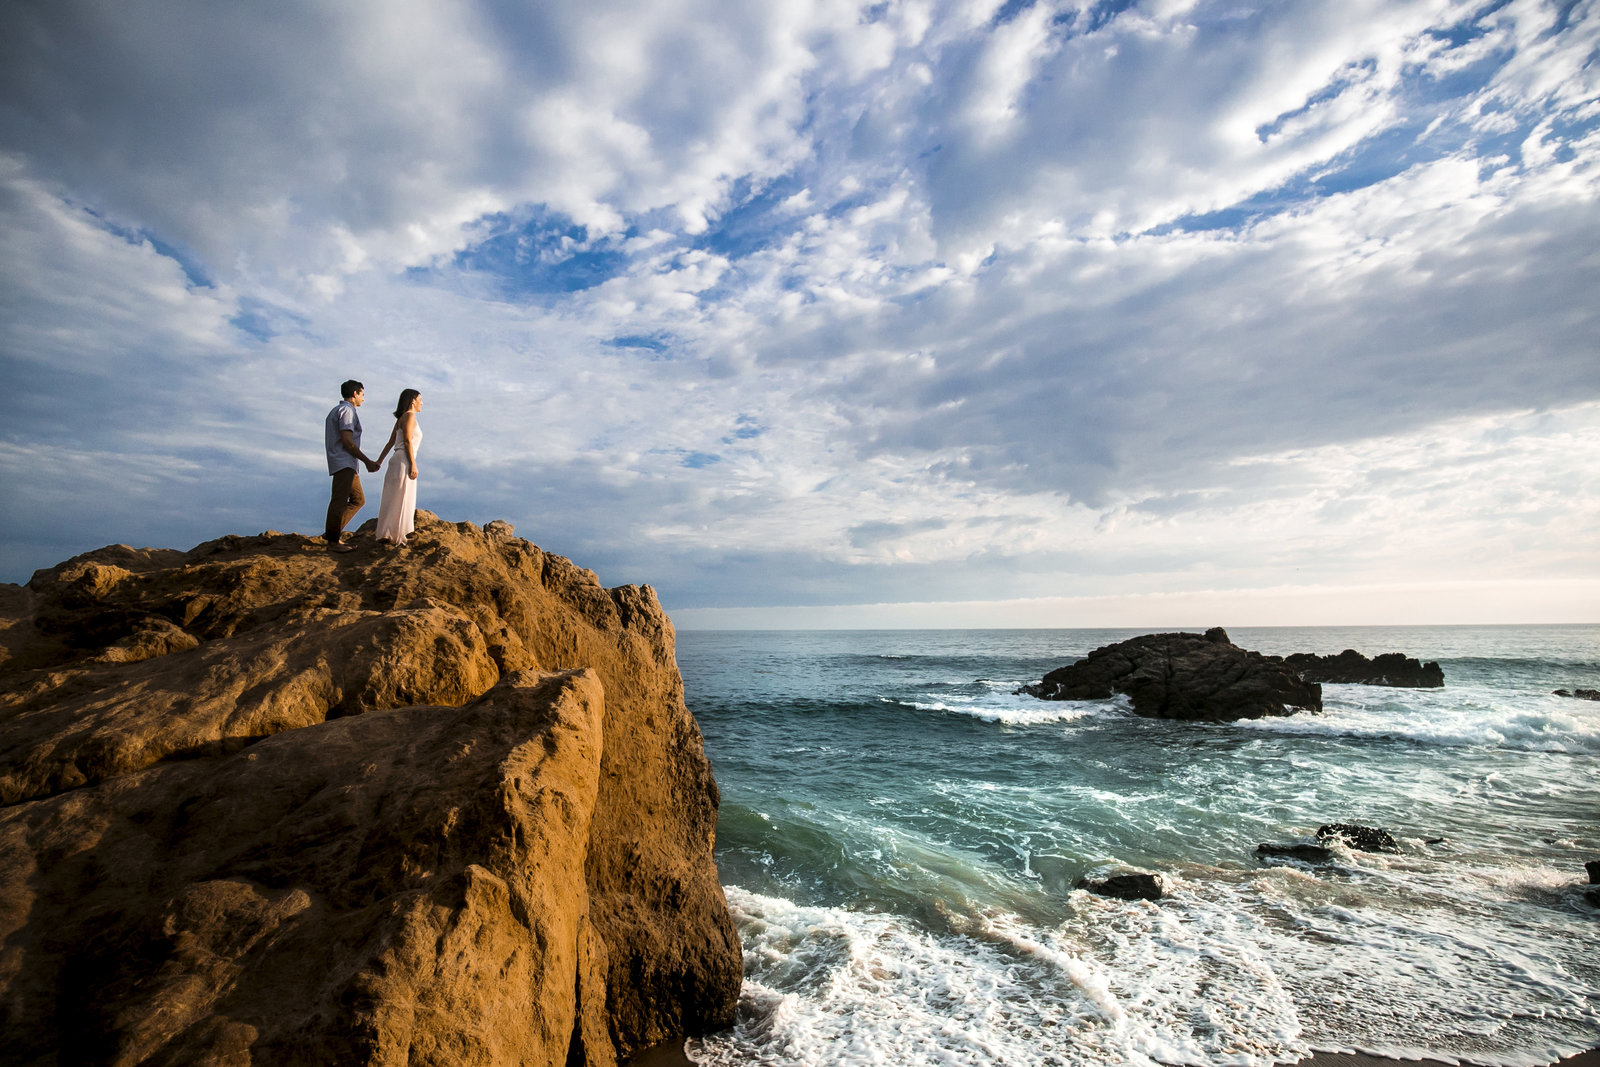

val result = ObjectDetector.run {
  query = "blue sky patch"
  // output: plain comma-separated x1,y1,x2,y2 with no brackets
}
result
606,333,673,356
694,174,811,261
455,208,629,295
722,415,766,444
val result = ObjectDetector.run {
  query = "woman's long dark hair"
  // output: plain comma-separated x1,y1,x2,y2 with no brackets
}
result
393,388,421,418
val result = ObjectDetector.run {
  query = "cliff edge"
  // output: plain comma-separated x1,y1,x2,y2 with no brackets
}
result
0,513,741,1066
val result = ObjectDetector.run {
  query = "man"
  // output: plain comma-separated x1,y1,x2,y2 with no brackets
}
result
323,380,381,551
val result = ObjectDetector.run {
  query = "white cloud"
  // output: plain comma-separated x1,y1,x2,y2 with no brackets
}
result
1,0,1597,622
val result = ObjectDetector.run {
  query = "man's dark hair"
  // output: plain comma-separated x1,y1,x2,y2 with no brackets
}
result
340,379,364,399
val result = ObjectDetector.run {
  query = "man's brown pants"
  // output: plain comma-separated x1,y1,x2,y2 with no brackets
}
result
325,468,365,542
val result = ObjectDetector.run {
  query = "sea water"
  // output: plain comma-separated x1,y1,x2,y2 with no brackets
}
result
675,626,1600,1067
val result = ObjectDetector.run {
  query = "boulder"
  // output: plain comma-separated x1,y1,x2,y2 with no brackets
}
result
1553,688,1600,701
1075,872,1165,901
0,518,741,1065
1280,649,1444,687
1020,628,1321,721
1255,843,1335,864
1316,823,1399,853
1587,859,1600,885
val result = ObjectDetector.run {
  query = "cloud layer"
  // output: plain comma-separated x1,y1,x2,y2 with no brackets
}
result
2,0,1597,623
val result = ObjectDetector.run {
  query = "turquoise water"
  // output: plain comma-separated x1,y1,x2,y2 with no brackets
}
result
677,627,1600,1066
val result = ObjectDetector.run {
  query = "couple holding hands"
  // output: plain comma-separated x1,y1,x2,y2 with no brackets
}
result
323,379,424,551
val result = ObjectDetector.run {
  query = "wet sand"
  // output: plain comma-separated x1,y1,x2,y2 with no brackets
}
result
625,1042,1600,1067
1302,1052,1600,1067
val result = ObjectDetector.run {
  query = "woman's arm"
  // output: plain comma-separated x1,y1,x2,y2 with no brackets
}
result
375,422,399,465
402,414,419,479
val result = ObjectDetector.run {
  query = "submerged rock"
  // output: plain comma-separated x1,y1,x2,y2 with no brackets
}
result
0,517,740,1065
1554,688,1600,701
1281,649,1444,688
1020,627,1321,721
1316,823,1400,853
1076,872,1166,901
1255,842,1336,865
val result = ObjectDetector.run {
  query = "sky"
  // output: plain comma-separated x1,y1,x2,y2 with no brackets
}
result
1,0,1597,629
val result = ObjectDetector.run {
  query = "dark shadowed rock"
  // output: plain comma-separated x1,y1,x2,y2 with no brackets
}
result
1255,843,1335,864
1282,649,1444,687
0,517,741,1065
1317,823,1400,853
1554,688,1600,701
1587,860,1600,885
1076,872,1166,901
1020,629,1321,721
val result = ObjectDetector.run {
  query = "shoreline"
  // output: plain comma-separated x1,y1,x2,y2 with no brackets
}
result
627,1043,1600,1067
1302,1053,1600,1067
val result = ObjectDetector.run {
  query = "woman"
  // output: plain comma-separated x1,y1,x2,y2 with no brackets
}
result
373,388,423,545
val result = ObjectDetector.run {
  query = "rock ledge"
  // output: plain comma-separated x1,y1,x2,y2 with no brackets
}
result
0,516,740,1066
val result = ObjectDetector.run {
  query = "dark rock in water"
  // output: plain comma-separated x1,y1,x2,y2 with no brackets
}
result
1256,843,1335,864
1020,629,1321,721
1076,872,1165,901
1587,859,1600,885
1317,823,1399,853
1554,688,1600,701
1281,649,1444,687
1588,887,1600,908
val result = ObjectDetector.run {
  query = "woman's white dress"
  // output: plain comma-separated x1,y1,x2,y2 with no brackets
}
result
374,421,422,544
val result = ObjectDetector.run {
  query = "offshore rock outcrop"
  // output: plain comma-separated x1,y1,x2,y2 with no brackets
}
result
0,514,741,1066
1020,627,1321,721
1316,823,1400,853
1279,649,1444,688
1075,870,1166,901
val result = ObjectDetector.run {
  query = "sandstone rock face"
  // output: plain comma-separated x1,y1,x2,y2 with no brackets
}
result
0,515,741,1065
1020,628,1322,721
1281,649,1444,688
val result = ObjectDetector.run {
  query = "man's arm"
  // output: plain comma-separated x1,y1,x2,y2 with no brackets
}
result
340,429,380,472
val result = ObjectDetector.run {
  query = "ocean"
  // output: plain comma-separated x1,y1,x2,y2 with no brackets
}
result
674,626,1600,1067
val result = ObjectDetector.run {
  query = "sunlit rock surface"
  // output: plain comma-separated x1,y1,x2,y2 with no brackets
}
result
0,514,740,1065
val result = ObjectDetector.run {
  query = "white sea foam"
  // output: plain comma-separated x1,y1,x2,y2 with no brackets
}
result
1235,684,1600,754
690,886,1308,1067
693,872,1600,1067
891,682,1128,726
902,698,1108,725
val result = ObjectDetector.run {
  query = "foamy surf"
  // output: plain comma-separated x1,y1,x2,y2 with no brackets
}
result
1236,682,1600,754
690,886,1312,1067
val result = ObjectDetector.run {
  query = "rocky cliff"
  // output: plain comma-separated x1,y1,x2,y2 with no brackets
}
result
0,514,741,1066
